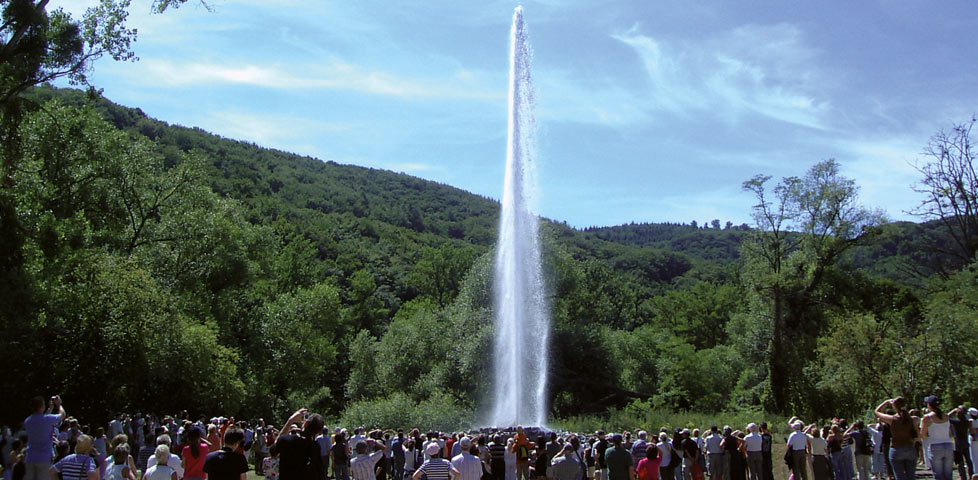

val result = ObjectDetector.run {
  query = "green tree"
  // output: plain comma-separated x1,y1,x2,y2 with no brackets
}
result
741,159,884,412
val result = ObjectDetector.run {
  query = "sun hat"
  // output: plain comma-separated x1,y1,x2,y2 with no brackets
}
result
426,442,441,456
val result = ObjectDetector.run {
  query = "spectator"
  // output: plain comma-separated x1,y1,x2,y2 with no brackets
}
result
275,409,326,480
203,427,249,480
25,396,65,480
48,434,96,480
142,445,177,480
549,444,582,480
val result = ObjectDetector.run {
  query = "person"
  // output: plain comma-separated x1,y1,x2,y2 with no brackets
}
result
207,426,222,454
848,421,873,480
533,443,548,480
48,434,96,480
679,430,698,480
874,397,917,480
758,424,773,480
866,422,885,480
489,436,506,480
631,433,648,470
635,446,661,480
948,405,974,480
826,424,846,480
182,426,209,480
315,431,331,480
263,445,280,480
143,445,177,480
330,430,350,480
546,434,561,464
809,426,831,480
604,434,633,480
391,431,405,480
451,437,482,480
351,439,387,480
504,439,517,480
513,427,532,480
275,409,326,480
703,428,722,480
551,444,582,480
148,435,183,479
203,427,249,480
719,428,742,480
414,443,451,480
920,396,953,480
785,420,811,480
26,396,66,480
594,432,609,480
105,445,136,480
656,433,674,480
93,428,108,479
742,426,761,480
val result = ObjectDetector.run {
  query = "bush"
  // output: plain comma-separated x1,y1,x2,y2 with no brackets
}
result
340,392,475,432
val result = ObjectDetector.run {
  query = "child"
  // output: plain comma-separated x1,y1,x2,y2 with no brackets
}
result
262,444,280,480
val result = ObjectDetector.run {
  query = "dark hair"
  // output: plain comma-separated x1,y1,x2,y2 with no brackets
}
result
223,427,245,447
355,442,368,455
303,414,324,438
646,445,659,460
188,427,202,457
29,397,45,412
893,397,910,419
113,444,130,464
853,420,865,430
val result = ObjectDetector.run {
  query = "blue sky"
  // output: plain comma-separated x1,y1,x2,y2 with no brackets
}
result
52,0,978,228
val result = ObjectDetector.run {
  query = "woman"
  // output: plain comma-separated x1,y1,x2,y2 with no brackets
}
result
809,426,831,480
636,446,662,480
142,445,177,480
920,396,953,480
504,438,517,480
206,425,222,453
827,425,846,480
181,427,209,480
50,434,97,480
875,397,918,480
657,433,675,480
720,428,744,480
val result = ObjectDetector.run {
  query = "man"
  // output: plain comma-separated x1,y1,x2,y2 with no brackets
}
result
704,427,723,480
593,431,609,480
316,429,333,480
414,443,452,480
450,437,482,480
351,439,388,480
147,434,185,479
513,427,533,480
680,430,699,480
550,444,582,480
108,414,124,439
604,434,633,480
489,435,506,480
25,396,66,480
758,424,773,480
742,425,762,480
392,430,406,480
203,427,250,480
546,433,561,463
349,428,367,453
786,420,811,480
276,408,327,480
630,432,648,469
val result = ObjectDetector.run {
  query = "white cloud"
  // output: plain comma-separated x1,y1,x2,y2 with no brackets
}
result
610,23,829,129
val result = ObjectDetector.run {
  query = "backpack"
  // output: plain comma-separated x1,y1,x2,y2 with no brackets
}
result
516,444,530,462
859,431,874,455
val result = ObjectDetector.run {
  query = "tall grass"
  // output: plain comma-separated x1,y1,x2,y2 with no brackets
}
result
550,407,792,436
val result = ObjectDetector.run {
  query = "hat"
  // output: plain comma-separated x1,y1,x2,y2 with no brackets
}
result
681,429,690,436
459,437,472,449
924,395,940,405
426,442,441,456
969,408,978,418
612,434,623,444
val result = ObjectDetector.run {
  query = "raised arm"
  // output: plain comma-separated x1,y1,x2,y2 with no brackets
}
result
874,400,897,424
276,409,307,445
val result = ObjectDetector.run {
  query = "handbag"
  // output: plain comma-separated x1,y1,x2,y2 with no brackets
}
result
691,463,704,480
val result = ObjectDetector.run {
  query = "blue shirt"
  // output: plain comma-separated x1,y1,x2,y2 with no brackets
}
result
24,413,61,463
53,453,95,480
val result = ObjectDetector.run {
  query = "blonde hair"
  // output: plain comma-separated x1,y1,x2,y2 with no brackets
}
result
155,444,170,465
75,435,94,454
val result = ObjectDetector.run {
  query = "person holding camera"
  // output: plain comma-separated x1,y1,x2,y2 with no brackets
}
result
24,396,66,480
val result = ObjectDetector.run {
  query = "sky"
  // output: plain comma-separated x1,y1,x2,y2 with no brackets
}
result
50,0,978,228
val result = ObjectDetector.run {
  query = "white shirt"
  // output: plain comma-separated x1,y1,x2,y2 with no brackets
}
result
810,438,828,456
786,431,810,451
743,433,763,452
705,434,723,454
147,453,184,478
451,452,483,480
657,441,672,467
351,451,385,480
867,426,883,453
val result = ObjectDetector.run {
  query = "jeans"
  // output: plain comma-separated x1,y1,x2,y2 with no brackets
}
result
888,446,916,480
334,462,350,480
24,462,52,480
830,451,847,480
928,443,953,480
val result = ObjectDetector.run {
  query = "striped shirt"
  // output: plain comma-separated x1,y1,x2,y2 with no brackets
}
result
451,453,483,480
54,453,96,480
351,451,386,480
417,458,452,480
489,443,506,462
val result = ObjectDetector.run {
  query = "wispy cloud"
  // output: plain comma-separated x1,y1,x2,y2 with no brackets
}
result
135,58,503,100
610,23,830,129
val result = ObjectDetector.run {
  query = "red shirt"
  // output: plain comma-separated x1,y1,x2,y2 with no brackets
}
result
183,443,211,479
637,456,662,480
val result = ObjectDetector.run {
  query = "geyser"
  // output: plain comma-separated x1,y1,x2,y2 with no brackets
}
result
489,5,549,427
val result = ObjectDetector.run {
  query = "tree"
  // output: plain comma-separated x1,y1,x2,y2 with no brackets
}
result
911,117,978,269
741,159,884,412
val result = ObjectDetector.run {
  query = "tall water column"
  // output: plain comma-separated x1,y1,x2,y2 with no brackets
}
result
490,6,549,428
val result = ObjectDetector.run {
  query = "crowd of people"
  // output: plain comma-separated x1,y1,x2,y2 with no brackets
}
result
4,395,978,480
